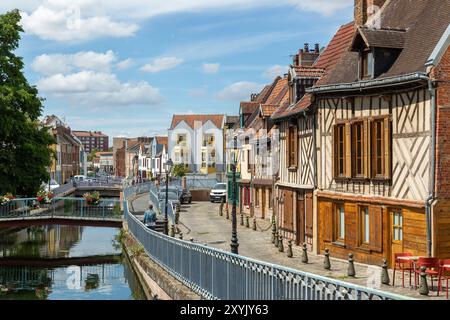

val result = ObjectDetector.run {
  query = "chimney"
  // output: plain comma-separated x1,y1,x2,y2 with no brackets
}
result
314,43,320,53
304,43,309,52
354,0,386,26
298,44,320,67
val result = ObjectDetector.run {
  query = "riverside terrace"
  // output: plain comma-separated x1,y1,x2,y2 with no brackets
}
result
0,182,442,300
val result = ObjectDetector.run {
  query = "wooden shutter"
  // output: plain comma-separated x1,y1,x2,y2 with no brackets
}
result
345,122,352,178
293,125,298,168
322,202,333,242
286,126,291,168
363,119,370,178
332,125,336,178
305,192,313,237
369,206,383,252
384,117,391,179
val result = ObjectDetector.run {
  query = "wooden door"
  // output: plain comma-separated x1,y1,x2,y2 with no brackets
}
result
390,209,404,267
261,187,266,219
296,191,305,245
305,191,313,238
283,189,294,231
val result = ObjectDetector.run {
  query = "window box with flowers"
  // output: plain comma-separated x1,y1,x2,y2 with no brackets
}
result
0,193,15,206
36,190,54,205
83,192,100,206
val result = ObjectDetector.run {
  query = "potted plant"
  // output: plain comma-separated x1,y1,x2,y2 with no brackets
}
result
36,190,54,205
83,192,100,206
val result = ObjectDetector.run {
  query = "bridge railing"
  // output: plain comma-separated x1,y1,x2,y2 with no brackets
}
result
0,197,122,220
123,184,411,300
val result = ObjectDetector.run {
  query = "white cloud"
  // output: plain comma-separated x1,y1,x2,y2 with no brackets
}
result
116,58,134,70
262,65,287,79
202,63,220,74
10,0,351,42
32,50,117,75
20,6,138,42
37,71,163,106
216,81,265,101
141,57,184,73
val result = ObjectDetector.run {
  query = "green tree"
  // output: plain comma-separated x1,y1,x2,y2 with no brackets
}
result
87,149,100,162
0,10,54,196
172,163,189,178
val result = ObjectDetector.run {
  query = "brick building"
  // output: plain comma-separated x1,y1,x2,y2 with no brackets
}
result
73,131,109,153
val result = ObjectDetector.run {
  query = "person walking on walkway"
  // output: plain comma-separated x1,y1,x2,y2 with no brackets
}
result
144,203,157,230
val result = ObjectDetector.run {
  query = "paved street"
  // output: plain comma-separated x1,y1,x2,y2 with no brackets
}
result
132,194,444,300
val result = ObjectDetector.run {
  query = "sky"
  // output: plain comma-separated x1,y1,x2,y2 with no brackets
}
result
2,1,354,142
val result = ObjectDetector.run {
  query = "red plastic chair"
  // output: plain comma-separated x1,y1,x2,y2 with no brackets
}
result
393,253,414,288
438,259,450,299
414,257,440,291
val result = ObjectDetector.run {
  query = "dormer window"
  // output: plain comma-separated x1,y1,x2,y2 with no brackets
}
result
351,27,405,81
361,51,374,79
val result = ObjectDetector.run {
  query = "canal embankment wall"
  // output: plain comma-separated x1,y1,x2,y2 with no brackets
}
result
122,224,201,301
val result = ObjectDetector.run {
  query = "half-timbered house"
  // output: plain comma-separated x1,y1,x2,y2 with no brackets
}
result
308,0,450,266
271,26,355,249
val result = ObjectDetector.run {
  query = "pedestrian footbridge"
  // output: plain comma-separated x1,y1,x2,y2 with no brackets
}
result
0,197,123,228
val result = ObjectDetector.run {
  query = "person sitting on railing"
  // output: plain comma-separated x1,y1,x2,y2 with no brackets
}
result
143,203,157,230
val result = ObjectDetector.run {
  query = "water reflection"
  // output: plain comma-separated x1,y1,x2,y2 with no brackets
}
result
0,226,145,300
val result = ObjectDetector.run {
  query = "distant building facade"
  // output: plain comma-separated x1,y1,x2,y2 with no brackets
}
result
73,131,109,153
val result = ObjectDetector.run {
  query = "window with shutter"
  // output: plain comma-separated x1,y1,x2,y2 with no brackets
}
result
287,126,298,168
359,206,370,246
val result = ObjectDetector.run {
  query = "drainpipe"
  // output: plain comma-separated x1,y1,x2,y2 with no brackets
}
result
425,77,437,257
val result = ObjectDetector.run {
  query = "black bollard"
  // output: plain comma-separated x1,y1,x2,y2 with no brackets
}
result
179,232,183,240
271,221,276,243
190,238,194,243
287,240,293,258
219,199,224,216
226,207,229,220
348,253,356,277
245,215,250,228
252,218,257,231
419,266,429,296
240,213,244,226
274,231,279,247
169,225,175,237
324,249,331,270
381,259,390,285
301,243,308,264
278,235,284,253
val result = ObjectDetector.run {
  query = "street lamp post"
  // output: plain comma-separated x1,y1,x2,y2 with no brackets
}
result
164,158,174,235
230,136,239,254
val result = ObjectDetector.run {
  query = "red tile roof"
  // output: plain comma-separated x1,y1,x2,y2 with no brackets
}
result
155,136,168,146
240,101,260,114
170,114,225,130
271,22,355,120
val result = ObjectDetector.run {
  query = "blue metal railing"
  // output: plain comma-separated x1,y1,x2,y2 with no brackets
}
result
0,197,123,221
123,184,412,300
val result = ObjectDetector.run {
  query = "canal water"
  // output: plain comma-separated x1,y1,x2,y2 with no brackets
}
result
0,225,146,300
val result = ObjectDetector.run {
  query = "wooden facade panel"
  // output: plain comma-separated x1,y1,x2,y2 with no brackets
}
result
317,89,431,202
318,199,427,266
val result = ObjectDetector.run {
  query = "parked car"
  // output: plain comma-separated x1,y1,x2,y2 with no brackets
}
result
210,183,227,203
41,179,60,191
158,186,180,197
180,189,192,204
158,191,181,212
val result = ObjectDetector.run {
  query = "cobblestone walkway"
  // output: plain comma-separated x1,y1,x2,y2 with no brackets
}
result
133,194,444,300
